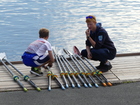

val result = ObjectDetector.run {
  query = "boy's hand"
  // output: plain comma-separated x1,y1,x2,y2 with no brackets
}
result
48,63,53,67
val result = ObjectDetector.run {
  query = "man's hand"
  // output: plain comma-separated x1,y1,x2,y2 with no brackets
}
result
87,52,92,59
85,29,90,37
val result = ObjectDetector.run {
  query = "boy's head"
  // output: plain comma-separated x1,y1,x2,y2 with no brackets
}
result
39,28,49,38
85,15,97,23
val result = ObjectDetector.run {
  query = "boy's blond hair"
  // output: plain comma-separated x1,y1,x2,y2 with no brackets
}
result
86,15,97,23
39,28,49,38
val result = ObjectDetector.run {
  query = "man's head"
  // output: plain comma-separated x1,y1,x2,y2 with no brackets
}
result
86,15,97,23
86,15,97,31
39,28,49,38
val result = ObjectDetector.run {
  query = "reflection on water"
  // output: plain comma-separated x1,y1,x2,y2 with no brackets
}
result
0,0,140,61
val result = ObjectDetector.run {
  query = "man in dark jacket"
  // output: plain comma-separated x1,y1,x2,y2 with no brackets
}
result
81,15,116,72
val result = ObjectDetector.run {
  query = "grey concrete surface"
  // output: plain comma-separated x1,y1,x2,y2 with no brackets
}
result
0,82,140,105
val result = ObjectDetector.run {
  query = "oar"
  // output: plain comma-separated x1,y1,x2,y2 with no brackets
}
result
63,49,88,88
0,53,28,91
57,55,75,88
72,54,99,88
52,49,69,88
3,58,41,91
46,66,52,91
73,46,112,86
84,58,112,86
63,49,92,88
60,55,81,88
56,49,76,88
46,66,65,90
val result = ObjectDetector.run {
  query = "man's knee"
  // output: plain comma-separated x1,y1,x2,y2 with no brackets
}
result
81,49,87,57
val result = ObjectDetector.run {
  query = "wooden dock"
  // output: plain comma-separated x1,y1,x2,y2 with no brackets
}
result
0,53,140,92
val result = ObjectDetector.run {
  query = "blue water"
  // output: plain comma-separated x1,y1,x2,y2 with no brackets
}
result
0,0,140,61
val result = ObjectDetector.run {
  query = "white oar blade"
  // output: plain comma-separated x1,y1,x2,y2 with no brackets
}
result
0,52,7,60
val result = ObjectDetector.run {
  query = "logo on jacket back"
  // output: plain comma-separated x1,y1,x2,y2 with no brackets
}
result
98,35,103,41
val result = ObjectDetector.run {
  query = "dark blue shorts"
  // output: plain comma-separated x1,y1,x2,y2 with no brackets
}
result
22,52,50,67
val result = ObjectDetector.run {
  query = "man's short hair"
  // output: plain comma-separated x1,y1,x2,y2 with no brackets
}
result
86,15,97,23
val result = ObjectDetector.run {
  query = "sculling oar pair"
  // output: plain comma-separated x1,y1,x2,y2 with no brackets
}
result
46,66,65,91
53,49,69,88
59,55,81,88
73,46,112,86
53,47,85,88
57,51,90,88
54,49,92,88
0,52,41,92
53,48,76,88
63,49,99,88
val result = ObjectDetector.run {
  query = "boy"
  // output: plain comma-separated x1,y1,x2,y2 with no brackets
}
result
22,28,54,74
81,15,116,72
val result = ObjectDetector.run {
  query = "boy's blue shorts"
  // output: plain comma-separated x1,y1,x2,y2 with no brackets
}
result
22,52,50,67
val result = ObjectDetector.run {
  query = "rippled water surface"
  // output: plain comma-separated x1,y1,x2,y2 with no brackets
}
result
0,0,140,61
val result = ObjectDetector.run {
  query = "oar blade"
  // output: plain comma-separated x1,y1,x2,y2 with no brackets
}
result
73,46,81,56
0,52,7,60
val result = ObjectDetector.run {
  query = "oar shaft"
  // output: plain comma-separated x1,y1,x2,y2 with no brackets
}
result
47,70,52,91
1,59,28,91
0,59,15,76
56,55,69,88
70,55,92,87
48,75,51,91
59,56,75,83
47,65,65,90
52,74,65,90
72,55,86,72
16,79,28,92
60,56,80,88
61,55,76,72
76,55,93,71
82,57,108,86
75,55,99,87
83,57,97,70
24,75,41,91
4,59,24,76
61,55,87,87
5,59,41,91
55,55,63,72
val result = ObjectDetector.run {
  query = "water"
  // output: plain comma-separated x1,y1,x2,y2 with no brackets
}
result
0,0,140,61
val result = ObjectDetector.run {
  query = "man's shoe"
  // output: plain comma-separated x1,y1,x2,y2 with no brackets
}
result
96,61,112,72
96,62,104,69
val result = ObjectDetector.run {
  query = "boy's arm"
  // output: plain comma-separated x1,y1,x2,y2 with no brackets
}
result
48,50,54,66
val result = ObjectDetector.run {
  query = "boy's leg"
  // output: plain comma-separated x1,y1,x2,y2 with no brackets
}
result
31,55,51,74
37,60,52,68
34,55,51,68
